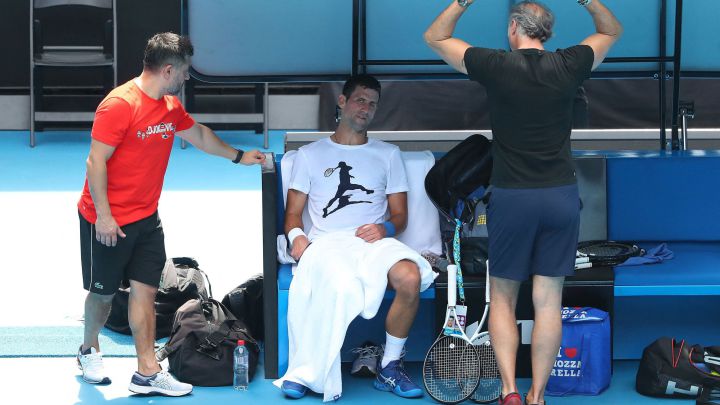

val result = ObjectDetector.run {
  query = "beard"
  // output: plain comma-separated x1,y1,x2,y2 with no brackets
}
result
167,81,184,96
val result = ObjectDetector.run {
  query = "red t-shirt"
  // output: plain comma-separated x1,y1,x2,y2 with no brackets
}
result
78,79,195,226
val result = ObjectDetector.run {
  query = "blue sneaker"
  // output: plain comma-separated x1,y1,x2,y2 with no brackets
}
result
373,360,423,398
281,380,308,399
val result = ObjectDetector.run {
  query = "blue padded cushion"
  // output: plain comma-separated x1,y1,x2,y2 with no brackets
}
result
614,242,720,296
278,263,293,290
278,263,435,299
607,154,720,241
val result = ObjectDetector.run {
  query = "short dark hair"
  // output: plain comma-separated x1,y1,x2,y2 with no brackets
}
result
143,32,194,71
341,74,381,100
510,1,554,43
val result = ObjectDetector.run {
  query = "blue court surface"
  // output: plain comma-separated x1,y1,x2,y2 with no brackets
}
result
0,356,697,404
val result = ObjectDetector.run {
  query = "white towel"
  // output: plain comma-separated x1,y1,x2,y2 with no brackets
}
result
273,231,435,402
276,234,296,265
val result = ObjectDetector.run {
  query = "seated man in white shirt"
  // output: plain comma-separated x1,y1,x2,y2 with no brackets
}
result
276,75,434,401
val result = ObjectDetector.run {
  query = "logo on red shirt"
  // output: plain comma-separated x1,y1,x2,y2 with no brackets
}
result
136,122,176,140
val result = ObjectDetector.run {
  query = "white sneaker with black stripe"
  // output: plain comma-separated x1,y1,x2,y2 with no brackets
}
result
128,370,193,397
77,346,111,384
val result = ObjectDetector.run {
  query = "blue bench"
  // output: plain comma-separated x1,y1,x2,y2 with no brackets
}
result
604,151,720,358
273,150,441,377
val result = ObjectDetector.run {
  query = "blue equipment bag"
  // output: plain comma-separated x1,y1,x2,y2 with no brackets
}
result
546,307,611,396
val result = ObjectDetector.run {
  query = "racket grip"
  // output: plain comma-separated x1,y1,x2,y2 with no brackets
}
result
447,264,457,306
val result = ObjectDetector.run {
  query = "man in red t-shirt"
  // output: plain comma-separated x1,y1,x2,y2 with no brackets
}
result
76,32,265,396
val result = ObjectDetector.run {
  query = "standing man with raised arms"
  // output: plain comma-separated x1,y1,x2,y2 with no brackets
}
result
424,1,621,404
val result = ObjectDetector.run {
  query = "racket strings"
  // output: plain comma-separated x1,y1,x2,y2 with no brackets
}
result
577,242,640,263
424,336,481,403
472,341,501,403
582,245,626,257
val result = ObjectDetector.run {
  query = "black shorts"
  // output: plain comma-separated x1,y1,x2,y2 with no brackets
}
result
79,211,166,295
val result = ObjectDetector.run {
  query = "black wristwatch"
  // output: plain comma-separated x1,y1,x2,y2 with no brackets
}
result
457,0,470,8
232,149,245,164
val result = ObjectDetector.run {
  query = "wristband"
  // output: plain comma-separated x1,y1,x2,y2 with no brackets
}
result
457,0,470,8
382,221,396,237
232,149,245,164
287,227,306,247
578,0,591,6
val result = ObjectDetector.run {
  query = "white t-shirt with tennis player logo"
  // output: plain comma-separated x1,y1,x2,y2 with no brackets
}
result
288,137,409,241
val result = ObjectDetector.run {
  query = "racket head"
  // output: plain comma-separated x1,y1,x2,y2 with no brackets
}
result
470,332,501,404
577,240,642,265
423,335,481,404
323,167,334,177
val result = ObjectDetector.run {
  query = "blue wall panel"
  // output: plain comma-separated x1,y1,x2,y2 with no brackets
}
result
186,0,718,79
607,152,720,242
364,0,509,75
188,0,352,77
680,0,720,71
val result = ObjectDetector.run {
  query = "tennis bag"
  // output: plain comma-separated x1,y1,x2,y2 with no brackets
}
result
546,307,611,396
221,274,264,340
156,297,260,386
105,257,208,338
425,133,492,274
438,186,490,274
636,337,720,399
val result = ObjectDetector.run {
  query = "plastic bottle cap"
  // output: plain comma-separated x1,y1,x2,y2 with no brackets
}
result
237,340,245,346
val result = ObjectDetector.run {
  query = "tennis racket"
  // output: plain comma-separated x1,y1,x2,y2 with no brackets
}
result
423,262,501,404
324,167,338,177
575,240,644,269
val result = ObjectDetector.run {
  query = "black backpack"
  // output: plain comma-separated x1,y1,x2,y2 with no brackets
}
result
425,134,493,274
105,257,208,338
156,296,260,387
221,274,264,341
636,337,720,399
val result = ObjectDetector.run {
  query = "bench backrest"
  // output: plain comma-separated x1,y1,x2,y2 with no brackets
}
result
607,155,720,241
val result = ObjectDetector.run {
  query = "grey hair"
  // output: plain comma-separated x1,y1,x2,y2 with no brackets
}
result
510,1,554,43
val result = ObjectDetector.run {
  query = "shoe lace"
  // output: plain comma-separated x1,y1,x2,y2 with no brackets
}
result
150,371,176,390
351,345,380,359
81,353,104,370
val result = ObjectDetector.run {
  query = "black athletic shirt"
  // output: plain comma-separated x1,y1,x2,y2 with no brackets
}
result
464,45,594,188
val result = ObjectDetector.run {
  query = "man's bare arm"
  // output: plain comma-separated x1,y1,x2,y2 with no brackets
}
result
86,139,126,247
285,189,310,260
424,0,475,74
580,0,623,71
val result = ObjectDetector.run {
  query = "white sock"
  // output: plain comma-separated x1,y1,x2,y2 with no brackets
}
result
381,332,407,368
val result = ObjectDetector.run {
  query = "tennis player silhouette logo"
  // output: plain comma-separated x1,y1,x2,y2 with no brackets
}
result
322,161,374,218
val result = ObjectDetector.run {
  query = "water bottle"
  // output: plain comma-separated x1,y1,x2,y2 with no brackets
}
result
233,340,249,391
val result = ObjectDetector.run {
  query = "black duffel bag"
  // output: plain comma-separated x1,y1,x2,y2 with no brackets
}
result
156,297,260,386
636,337,720,399
222,274,264,340
105,257,208,338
